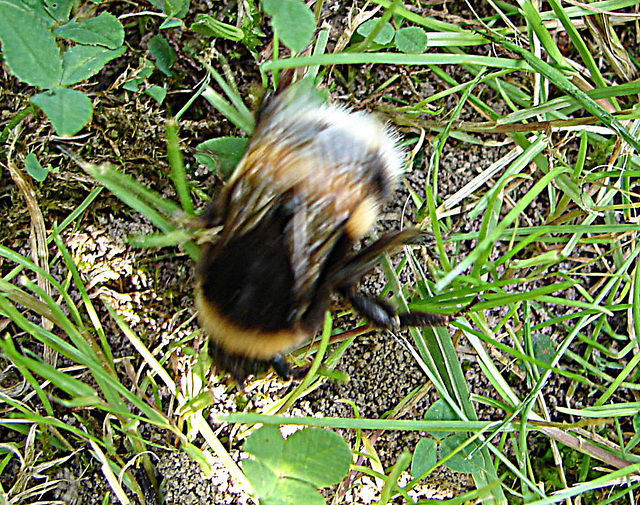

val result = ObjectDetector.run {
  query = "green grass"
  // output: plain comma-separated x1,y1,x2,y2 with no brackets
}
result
2,0,640,504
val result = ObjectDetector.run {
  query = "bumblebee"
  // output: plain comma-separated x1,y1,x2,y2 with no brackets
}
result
195,82,448,383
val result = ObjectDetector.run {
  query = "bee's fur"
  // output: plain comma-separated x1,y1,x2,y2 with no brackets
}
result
196,82,448,383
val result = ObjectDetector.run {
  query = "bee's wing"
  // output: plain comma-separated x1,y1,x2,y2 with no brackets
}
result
326,229,422,288
287,193,351,313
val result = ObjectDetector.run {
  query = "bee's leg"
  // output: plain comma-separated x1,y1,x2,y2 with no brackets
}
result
328,229,421,287
345,290,401,329
340,286,449,330
397,310,449,327
270,354,292,380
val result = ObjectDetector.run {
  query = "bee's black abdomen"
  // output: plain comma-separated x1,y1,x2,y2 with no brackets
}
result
198,207,296,332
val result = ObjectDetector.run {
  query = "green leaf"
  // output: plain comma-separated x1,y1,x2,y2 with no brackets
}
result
2,0,54,25
531,333,555,371
148,34,176,76
279,428,351,488
61,45,126,86
195,137,248,177
24,153,49,182
160,17,183,29
272,0,315,53
244,425,284,468
440,434,483,474
242,458,278,499
263,478,325,505
53,12,125,49
424,399,458,439
0,1,62,88
394,26,427,53
31,87,92,136
411,438,437,477
145,85,167,104
43,0,74,22
262,0,283,16
190,14,244,41
163,0,189,18
122,79,142,91
357,18,395,45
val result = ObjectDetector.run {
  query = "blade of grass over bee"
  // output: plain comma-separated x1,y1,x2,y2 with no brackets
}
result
276,311,333,414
